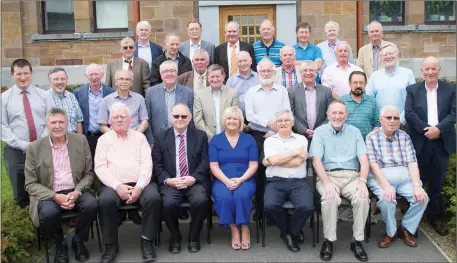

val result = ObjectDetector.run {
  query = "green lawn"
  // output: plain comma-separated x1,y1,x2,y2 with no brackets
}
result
1,142,13,203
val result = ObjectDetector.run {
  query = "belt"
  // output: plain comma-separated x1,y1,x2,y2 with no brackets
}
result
87,131,102,136
326,168,358,172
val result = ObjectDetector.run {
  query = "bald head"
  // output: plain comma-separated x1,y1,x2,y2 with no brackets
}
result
237,51,253,74
335,42,350,64
280,46,296,67
421,56,441,85
422,56,440,68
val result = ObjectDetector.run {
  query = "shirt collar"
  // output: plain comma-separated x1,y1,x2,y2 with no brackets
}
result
236,71,255,79
260,38,276,47
304,83,317,90
49,136,68,149
295,41,310,50
122,56,134,63
174,128,188,137
89,84,103,94
190,39,202,47
49,89,67,97
228,40,240,48
137,41,150,48
114,91,132,98
380,129,399,141
166,53,180,61
163,85,177,93
14,85,32,94
194,70,207,78
210,86,223,93
425,82,439,91
255,84,278,91
271,131,298,140
328,123,347,135
327,39,340,48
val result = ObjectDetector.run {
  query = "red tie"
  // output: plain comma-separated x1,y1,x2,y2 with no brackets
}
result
178,134,189,177
22,90,37,142
125,60,133,71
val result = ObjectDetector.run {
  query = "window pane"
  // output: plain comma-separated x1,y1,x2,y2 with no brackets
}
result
249,37,255,44
234,16,241,24
369,1,403,23
241,15,247,24
249,26,254,35
425,1,456,21
228,15,233,22
96,1,128,29
45,0,75,31
242,26,248,35
256,25,260,34
249,15,254,24
256,15,262,24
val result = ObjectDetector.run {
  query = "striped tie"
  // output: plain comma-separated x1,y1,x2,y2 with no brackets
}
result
22,90,37,142
178,134,189,177
229,45,238,76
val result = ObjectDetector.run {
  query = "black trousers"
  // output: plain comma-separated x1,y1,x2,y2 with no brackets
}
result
85,133,101,189
251,130,267,218
264,177,314,237
38,191,98,243
4,145,29,207
160,184,208,242
98,183,161,245
418,139,449,222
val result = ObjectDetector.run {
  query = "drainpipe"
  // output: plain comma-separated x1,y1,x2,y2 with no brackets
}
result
356,0,363,51
134,0,140,40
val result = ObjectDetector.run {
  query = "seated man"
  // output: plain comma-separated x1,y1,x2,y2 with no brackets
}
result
152,104,209,254
309,100,370,262
263,110,313,253
25,108,98,263
366,105,428,248
95,102,161,263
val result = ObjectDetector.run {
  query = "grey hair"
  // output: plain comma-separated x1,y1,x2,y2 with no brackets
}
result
380,44,399,56
193,49,209,60
46,107,68,121
280,46,296,56
164,33,180,44
109,102,130,116
275,110,294,122
256,57,275,72
421,56,441,69
159,60,178,73
120,37,135,47
48,67,67,78
298,60,318,72
334,42,350,55
237,51,252,62
367,21,383,31
225,21,240,31
85,63,103,75
221,106,244,132
260,19,275,30
324,20,340,34
114,69,133,80
171,103,191,114
136,20,151,30
380,105,400,117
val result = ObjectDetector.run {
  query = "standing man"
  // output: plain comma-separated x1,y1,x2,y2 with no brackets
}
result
405,57,456,236
105,37,150,96
135,20,164,71
253,19,285,67
340,71,380,140
2,59,53,208
25,108,98,263
214,21,256,83
273,46,302,88
152,104,209,254
179,19,215,62
73,63,115,163
177,49,210,92
366,45,415,127
357,21,396,78
46,67,84,133
150,33,193,86
310,100,370,262
294,22,323,82
193,64,240,139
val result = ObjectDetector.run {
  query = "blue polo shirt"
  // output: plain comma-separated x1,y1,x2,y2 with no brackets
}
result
253,39,285,67
294,42,323,82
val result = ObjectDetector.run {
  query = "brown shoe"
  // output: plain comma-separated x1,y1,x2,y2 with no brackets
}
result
398,225,417,247
378,233,396,248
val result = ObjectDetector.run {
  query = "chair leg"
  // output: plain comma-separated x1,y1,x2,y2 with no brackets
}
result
95,216,102,252
90,221,94,239
256,213,260,244
157,220,162,247
207,202,211,244
261,213,266,247
36,227,41,250
316,212,320,244
44,234,50,263
365,202,371,243
312,213,316,248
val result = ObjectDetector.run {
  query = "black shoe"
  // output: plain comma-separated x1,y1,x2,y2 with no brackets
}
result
280,232,300,253
141,238,157,262
54,243,69,263
179,207,189,220
100,243,119,263
188,241,201,253
169,240,181,254
72,239,89,262
320,240,333,261
431,220,449,236
297,230,305,243
128,210,142,225
350,241,368,262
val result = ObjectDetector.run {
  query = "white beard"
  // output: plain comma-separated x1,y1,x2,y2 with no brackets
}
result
259,78,273,85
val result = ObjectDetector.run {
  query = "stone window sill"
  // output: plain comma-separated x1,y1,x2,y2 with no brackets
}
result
362,24,456,33
31,31,134,42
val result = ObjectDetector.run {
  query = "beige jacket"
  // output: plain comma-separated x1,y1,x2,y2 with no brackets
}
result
356,40,396,78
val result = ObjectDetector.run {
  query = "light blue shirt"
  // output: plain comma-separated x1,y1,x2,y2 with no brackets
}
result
189,40,201,61
164,86,177,127
88,86,104,132
366,66,416,125
309,123,367,171
226,71,259,113
137,42,152,70
317,39,354,75
211,88,222,134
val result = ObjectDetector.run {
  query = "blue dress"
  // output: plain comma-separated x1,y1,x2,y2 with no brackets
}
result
209,132,258,226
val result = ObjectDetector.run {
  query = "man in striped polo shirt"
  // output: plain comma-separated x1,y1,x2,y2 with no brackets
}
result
253,19,285,67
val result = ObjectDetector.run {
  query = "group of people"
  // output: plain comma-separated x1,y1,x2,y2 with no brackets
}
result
1,16,455,263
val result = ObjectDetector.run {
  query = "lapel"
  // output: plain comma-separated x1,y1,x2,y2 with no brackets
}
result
132,58,140,75
188,71,195,87
315,85,323,119
101,84,109,97
219,86,228,121
298,84,308,118
158,85,168,121
186,128,195,168
42,138,55,186
165,129,177,176
80,86,89,121
175,85,183,103
134,42,139,57
436,81,447,120
200,40,207,50
204,88,216,122
220,43,228,61
66,134,79,184
418,82,428,121
369,43,374,67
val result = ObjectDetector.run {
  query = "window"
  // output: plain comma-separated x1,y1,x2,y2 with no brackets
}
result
42,0,75,33
425,1,456,24
94,1,129,32
369,1,405,25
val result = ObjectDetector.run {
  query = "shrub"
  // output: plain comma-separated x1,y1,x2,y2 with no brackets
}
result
65,83,86,92
443,154,456,234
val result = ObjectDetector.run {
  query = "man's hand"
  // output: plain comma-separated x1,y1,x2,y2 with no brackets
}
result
263,133,271,138
413,186,428,205
53,194,71,209
64,191,81,208
304,129,314,139
424,126,441,139
262,158,271,167
322,181,340,199
382,184,396,203
116,184,134,201
182,176,196,187
295,147,307,159
355,181,369,198
167,178,185,189
127,187,142,204
243,124,251,132
372,127,380,132
267,121,277,132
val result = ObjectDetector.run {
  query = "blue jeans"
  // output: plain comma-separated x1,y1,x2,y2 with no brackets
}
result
368,166,428,237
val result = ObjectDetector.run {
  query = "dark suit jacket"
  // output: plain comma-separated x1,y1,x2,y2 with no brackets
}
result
149,51,193,87
25,133,94,227
134,41,163,63
73,84,115,134
288,83,333,135
214,41,256,83
405,80,456,155
152,127,210,192
105,57,150,96
177,71,209,90
179,39,215,63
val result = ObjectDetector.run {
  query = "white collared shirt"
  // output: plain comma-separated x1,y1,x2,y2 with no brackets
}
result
227,40,240,74
122,57,134,71
425,83,439,126
189,39,202,61
137,42,152,70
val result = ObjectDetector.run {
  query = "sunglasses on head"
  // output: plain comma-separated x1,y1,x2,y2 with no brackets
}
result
173,115,188,120
384,116,400,121
122,46,134,50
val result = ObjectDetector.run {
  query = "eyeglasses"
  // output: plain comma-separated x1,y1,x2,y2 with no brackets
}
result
259,70,275,74
383,116,400,121
122,46,134,50
275,119,292,124
116,78,132,82
161,69,177,74
111,115,128,120
173,115,188,120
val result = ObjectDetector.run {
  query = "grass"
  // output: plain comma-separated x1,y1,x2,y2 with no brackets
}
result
1,142,13,202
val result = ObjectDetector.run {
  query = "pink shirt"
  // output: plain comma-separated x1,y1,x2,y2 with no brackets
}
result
94,129,152,190
50,138,75,192
304,85,317,130
321,62,363,96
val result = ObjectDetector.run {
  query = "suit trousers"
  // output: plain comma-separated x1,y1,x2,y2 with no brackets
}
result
316,170,370,242
4,145,29,207
264,177,314,237
85,133,101,189
160,184,208,242
417,139,449,222
38,191,98,243
98,183,161,245
250,130,267,218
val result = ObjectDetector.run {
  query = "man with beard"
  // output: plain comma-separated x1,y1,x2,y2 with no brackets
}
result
340,71,380,140
244,57,291,220
309,100,370,262
273,46,302,88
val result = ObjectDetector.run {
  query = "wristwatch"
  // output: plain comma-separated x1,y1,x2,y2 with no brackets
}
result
359,178,367,184
413,182,422,187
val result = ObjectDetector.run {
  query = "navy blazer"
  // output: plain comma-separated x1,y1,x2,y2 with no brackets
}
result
214,41,256,83
134,41,163,63
405,80,456,155
73,84,115,135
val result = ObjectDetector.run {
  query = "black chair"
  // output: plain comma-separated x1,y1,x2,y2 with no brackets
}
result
36,211,102,263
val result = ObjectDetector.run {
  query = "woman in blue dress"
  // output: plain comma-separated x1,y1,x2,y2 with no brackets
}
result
209,106,258,250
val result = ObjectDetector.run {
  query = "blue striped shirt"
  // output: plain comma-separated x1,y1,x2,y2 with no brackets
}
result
253,39,285,67
226,71,259,113
46,89,83,132
294,42,323,82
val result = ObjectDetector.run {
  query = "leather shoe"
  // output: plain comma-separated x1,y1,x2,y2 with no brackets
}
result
188,241,201,253
54,243,69,263
431,221,449,236
141,238,157,262
100,243,119,263
319,240,333,261
179,208,189,220
398,225,417,247
378,233,396,248
72,239,89,262
280,232,300,253
350,241,368,262
118,211,127,226
297,230,305,243
169,240,181,254
128,210,142,225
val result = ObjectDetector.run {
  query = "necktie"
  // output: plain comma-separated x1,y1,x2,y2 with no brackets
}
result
198,76,206,91
178,134,189,177
22,90,37,142
125,60,133,71
229,45,238,76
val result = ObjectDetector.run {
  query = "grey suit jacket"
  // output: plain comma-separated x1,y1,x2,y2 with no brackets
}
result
25,133,94,227
104,57,151,96
145,84,194,143
288,83,333,135
179,39,215,63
